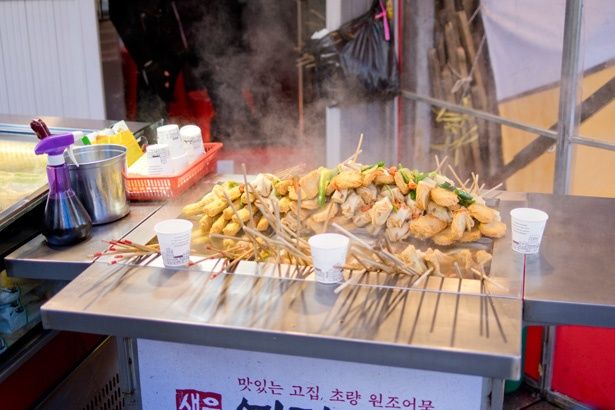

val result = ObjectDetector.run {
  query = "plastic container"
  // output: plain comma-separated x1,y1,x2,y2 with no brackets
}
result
308,233,350,284
154,219,192,267
66,145,130,225
125,142,222,201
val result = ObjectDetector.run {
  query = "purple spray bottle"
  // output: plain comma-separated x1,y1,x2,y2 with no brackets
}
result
35,132,92,246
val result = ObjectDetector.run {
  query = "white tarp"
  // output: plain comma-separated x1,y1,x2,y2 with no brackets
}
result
481,0,615,101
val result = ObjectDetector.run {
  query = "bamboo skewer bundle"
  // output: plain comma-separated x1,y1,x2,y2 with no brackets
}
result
426,2,503,180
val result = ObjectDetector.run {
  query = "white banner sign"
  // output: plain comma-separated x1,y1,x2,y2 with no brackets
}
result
137,339,484,410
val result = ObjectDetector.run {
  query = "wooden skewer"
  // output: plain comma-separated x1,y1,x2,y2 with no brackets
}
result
453,261,464,279
321,201,335,234
332,224,418,276
241,164,256,230
294,177,302,237
104,240,159,254
447,164,468,190
471,267,508,291
412,267,433,288
481,182,503,198
350,133,364,163
334,269,366,294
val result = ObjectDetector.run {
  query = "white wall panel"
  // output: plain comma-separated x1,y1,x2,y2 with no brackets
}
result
0,0,105,119
0,15,9,114
77,0,105,119
25,0,63,116
0,1,38,115
53,0,90,118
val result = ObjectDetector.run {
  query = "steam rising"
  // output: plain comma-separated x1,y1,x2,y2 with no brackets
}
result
188,0,324,172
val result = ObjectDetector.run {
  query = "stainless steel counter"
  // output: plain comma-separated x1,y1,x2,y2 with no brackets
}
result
522,193,615,327
37,176,524,380
5,202,163,281
15,180,614,381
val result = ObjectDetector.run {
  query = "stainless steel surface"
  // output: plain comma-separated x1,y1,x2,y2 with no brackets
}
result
40,175,523,380
116,337,141,409
67,144,130,225
5,202,163,281
0,114,149,136
521,193,615,327
553,0,584,194
42,264,522,379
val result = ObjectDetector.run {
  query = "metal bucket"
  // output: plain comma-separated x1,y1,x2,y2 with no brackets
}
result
66,144,130,225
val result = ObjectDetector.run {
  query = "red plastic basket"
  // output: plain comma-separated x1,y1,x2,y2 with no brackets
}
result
125,142,223,201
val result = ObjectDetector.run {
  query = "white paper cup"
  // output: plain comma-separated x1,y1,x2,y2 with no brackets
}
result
154,219,193,267
170,152,188,175
308,233,350,284
157,124,185,158
146,144,171,175
180,124,205,162
510,208,549,254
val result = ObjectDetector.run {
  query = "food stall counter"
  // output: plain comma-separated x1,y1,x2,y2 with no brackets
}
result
521,193,615,327
38,175,524,409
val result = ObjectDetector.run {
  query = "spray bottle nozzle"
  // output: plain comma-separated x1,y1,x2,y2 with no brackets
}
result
34,132,82,167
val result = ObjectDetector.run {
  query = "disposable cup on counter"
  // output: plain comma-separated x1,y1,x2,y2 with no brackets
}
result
154,219,193,267
157,124,185,158
510,208,549,254
146,144,172,175
308,233,350,284
180,125,205,162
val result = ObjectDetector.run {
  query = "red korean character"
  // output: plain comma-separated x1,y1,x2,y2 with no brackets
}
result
290,386,305,397
238,377,252,392
369,393,383,407
403,397,416,409
254,379,267,394
346,391,362,406
306,385,320,401
418,400,434,410
385,396,401,408
329,389,345,402
268,381,284,395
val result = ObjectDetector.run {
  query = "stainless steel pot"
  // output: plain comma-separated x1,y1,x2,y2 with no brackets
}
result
65,144,130,225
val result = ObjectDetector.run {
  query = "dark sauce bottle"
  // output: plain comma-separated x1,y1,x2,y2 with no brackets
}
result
35,133,92,247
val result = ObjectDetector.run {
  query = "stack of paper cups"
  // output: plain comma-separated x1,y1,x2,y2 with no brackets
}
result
157,125,184,157
179,125,205,162
146,144,171,175
157,124,186,174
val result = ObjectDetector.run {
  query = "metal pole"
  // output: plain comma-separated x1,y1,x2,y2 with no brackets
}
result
553,0,584,195
401,90,559,140
296,0,304,140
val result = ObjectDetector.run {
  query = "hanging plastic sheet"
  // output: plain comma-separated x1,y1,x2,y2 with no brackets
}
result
302,0,400,105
